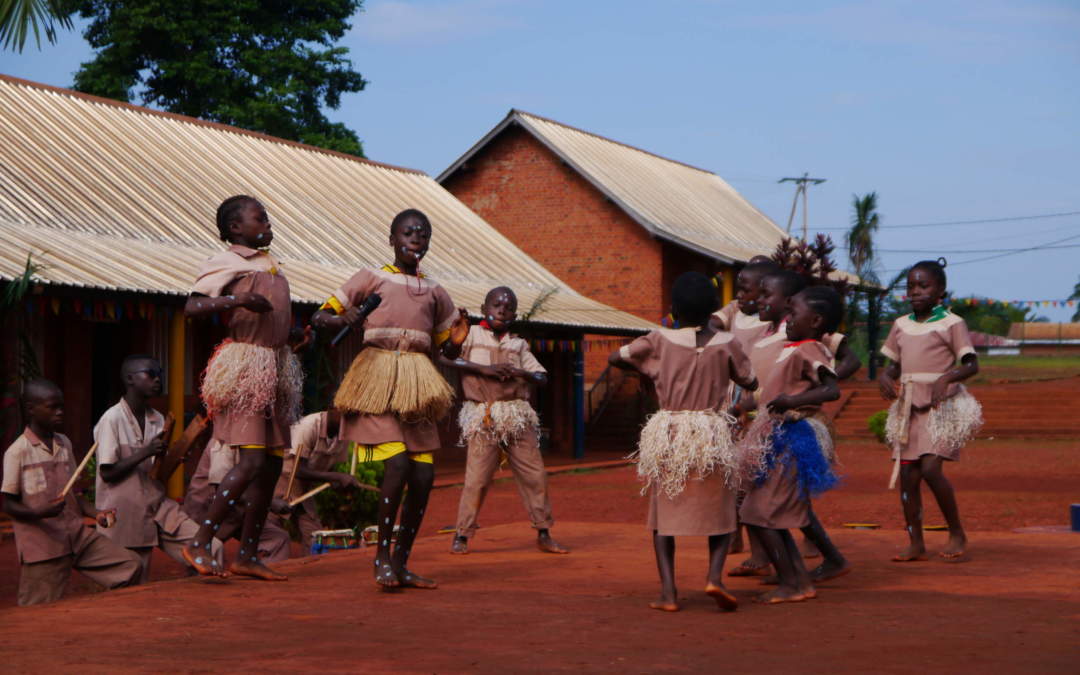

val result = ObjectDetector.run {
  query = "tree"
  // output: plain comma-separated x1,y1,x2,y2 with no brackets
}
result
71,0,367,156
1070,276,1080,322
846,192,880,285
0,0,72,51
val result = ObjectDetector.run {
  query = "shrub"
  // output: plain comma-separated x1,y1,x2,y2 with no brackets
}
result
867,410,889,444
314,458,384,531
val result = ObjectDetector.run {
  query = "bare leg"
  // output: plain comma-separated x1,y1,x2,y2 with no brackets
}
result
893,461,927,561
650,531,678,611
781,530,815,599
393,458,437,589
920,454,967,560
729,525,772,576
749,526,805,604
373,453,409,589
801,507,852,582
229,454,286,581
705,533,737,611
184,448,267,577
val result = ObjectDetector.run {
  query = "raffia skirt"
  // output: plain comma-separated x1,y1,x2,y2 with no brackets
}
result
885,388,982,461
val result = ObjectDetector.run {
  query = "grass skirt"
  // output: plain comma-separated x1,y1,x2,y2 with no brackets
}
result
458,399,540,445
333,347,454,424
200,340,303,426
631,409,738,499
885,388,982,456
740,414,838,499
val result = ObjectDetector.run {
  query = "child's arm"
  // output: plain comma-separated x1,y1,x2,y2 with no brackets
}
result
878,361,900,400
98,432,166,484
1,492,65,521
439,355,519,381
311,305,363,330
767,369,840,414
438,308,470,360
74,494,115,528
294,457,362,491
608,349,637,371
185,292,270,318
833,338,862,381
930,354,978,407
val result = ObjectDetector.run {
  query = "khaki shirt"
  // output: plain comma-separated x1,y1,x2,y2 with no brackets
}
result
2,429,91,564
460,325,546,403
94,399,187,547
274,412,350,518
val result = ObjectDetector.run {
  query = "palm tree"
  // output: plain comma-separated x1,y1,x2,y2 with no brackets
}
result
846,192,881,285
1070,276,1080,322
1,0,72,51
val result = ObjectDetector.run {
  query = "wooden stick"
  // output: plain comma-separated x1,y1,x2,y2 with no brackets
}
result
349,443,357,476
60,443,97,498
283,446,301,501
288,482,331,507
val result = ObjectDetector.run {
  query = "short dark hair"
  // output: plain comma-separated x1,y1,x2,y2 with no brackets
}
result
22,378,61,410
910,258,948,288
672,271,720,324
761,269,807,298
798,286,843,334
484,286,517,306
390,208,431,234
120,354,159,380
215,195,257,242
740,260,779,279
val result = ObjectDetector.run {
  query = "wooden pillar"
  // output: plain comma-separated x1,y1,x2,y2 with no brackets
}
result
572,348,585,460
166,309,186,498
721,267,736,306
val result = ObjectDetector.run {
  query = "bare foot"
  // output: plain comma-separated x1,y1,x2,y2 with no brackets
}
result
229,558,287,581
759,575,779,586
705,583,738,612
449,536,468,555
728,558,772,577
811,559,853,582
754,587,806,604
797,585,817,600
182,543,227,578
374,559,400,590
940,532,968,562
800,538,822,559
891,543,927,562
649,598,680,612
537,533,569,554
398,569,438,589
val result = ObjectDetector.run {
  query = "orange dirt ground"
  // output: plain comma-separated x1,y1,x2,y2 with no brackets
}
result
2,435,1078,672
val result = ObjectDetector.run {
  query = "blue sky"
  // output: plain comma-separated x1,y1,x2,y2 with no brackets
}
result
3,0,1078,320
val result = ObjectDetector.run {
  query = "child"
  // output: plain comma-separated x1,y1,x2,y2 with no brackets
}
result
879,258,980,562
95,355,222,582
2,379,140,606
711,259,778,348
738,286,843,604
610,272,756,612
444,286,567,556
311,208,469,590
181,195,305,580
262,410,360,562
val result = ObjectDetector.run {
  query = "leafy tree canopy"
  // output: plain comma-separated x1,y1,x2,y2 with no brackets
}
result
71,0,366,156
1,0,72,51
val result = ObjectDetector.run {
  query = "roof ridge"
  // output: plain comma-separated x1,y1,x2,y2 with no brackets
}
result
0,73,426,176
510,109,719,176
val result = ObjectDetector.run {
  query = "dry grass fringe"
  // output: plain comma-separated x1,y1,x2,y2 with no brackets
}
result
738,414,777,484
458,399,540,445
334,347,453,423
201,341,303,425
630,409,739,499
885,388,982,456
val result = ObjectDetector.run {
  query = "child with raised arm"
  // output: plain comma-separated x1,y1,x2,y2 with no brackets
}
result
2,380,140,606
738,286,843,604
181,195,306,580
610,272,756,612
95,355,222,581
311,209,469,590
444,286,567,555
710,259,778,347
879,258,981,563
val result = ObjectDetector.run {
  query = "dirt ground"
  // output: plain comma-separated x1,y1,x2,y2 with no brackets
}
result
2,436,1078,672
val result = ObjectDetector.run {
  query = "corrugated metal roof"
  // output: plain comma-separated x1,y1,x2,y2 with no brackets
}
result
0,75,653,333
439,109,791,264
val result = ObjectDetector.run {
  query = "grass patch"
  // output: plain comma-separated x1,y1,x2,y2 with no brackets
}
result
972,355,1080,383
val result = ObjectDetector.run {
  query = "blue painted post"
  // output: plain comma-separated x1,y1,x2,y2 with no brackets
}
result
1071,504,1080,532
573,348,585,460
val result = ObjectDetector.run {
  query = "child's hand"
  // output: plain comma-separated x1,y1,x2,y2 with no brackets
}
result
291,325,314,354
333,472,362,491
929,375,950,407
145,433,167,457
38,498,66,519
340,305,364,326
449,307,470,346
486,363,518,380
766,394,793,414
270,498,292,515
96,509,117,528
238,292,273,313
878,372,898,400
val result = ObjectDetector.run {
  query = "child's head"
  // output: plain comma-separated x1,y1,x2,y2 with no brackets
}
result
481,286,518,333
389,209,432,266
216,195,271,247
786,286,843,342
758,270,807,323
735,260,779,315
907,258,947,314
671,272,720,328
121,354,163,398
22,379,64,432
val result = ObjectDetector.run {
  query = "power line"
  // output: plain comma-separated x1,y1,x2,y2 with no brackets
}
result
877,244,1080,254
879,233,1080,273
816,209,1080,232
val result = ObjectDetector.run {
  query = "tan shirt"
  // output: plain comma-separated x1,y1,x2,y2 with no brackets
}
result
880,310,976,408
712,300,771,352
2,429,90,564
94,399,187,547
191,244,292,349
756,340,836,414
619,328,753,411
459,325,546,403
274,412,350,518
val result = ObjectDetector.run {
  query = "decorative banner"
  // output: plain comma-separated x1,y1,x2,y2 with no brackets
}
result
528,337,632,354
890,295,1076,309
21,296,179,321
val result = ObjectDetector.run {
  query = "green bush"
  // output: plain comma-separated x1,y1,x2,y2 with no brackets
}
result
313,459,384,531
867,410,889,444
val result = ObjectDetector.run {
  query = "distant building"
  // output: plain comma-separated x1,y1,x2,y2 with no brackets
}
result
1006,323,1080,355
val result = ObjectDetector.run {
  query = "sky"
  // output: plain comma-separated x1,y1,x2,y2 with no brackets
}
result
2,0,1078,321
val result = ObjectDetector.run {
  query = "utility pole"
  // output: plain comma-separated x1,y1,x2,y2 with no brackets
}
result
779,173,827,241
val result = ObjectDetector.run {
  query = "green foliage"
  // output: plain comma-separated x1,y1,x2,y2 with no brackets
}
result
949,298,1033,336
520,286,559,322
82,453,97,504
71,0,366,156
0,0,72,51
846,192,880,286
867,410,888,444
313,458,383,530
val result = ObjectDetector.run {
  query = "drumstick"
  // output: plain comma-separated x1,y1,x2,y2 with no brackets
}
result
59,443,98,498
283,446,302,500
288,482,331,507
349,443,357,476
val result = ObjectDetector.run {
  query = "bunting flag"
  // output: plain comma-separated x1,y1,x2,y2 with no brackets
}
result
528,337,632,354
22,297,177,321
889,295,1076,309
